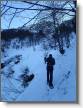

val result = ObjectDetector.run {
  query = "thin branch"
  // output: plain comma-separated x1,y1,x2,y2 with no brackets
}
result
22,1,53,9
1,4,51,10
2,9,26,16
1,0,8,12
29,12,41,29
61,0,70,8
1,4,76,12
60,11,75,17
29,14,52,29
20,11,42,29
23,1,75,13
8,9,17,29
26,1,39,9
69,2,75,12
1,7,10,16
3,14,33,19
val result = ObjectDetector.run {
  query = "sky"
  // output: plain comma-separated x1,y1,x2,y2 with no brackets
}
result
1,1,39,29
1,1,75,29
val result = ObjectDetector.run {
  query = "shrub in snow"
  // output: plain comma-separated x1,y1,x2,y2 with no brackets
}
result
59,48,65,55
21,73,34,88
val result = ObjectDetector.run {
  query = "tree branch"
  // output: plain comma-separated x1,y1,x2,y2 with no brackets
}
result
1,4,76,12
8,9,17,29
1,0,8,12
2,9,27,16
20,11,42,29
22,1,53,9
1,7,10,16
26,1,39,9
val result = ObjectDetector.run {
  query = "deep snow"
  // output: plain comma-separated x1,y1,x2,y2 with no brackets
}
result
1,32,76,102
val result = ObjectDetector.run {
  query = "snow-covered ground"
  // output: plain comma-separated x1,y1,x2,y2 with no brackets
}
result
1,32,76,102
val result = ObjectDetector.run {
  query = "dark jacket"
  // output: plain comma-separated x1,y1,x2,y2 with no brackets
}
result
46,57,55,67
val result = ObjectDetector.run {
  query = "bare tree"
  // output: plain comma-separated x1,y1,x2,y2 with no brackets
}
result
1,0,76,29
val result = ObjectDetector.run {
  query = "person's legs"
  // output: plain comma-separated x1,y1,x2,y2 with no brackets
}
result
49,67,53,86
47,67,49,84
50,71,53,86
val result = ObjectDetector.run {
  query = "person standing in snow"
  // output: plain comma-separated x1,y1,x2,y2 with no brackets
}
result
45,54,55,88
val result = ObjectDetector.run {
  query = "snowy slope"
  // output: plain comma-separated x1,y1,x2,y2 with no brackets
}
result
16,33,76,102
1,32,76,102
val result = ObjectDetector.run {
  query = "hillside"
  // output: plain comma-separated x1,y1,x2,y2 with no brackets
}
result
1,32,76,102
